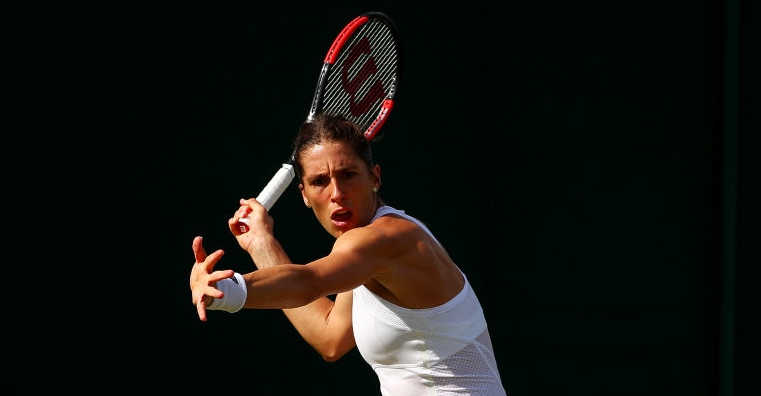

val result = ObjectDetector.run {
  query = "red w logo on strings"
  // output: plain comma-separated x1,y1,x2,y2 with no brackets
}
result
340,37,385,117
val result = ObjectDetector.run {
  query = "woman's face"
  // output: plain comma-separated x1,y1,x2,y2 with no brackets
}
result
298,140,380,238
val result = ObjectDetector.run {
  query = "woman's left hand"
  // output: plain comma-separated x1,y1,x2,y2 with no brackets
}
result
189,236,234,321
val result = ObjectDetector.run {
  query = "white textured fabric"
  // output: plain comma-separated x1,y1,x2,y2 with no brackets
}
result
352,206,507,396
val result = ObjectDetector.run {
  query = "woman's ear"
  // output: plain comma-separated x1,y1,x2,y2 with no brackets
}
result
299,184,311,207
372,164,381,192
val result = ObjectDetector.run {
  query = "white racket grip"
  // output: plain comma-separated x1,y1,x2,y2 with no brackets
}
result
237,164,295,232
257,163,296,210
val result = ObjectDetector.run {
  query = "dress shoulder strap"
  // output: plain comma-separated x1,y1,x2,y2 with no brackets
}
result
371,206,442,246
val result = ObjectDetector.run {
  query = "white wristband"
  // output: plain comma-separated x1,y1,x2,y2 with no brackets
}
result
206,272,247,313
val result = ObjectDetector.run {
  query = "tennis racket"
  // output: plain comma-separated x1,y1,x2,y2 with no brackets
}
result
238,11,401,232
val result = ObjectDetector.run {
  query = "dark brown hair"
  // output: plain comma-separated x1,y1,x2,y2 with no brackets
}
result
293,113,375,181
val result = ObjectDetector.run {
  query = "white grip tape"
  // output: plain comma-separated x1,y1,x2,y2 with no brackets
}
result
257,163,296,211
239,164,295,228
206,272,247,313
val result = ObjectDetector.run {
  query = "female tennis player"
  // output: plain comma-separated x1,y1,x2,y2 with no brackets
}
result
190,113,508,395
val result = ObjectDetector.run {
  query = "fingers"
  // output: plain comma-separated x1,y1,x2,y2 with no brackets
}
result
196,297,208,322
229,206,251,234
229,198,264,235
201,249,224,271
240,197,266,212
209,268,235,283
192,236,207,262
192,270,234,322
190,235,236,322
192,236,224,270
237,199,258,219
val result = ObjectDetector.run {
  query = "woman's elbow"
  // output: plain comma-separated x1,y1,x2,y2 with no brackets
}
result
320,349,348,362
317,341,354,362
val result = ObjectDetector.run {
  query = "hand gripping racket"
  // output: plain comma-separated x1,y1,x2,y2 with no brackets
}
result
238,11,401,232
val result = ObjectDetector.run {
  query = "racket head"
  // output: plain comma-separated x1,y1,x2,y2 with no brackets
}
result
308,11,402,143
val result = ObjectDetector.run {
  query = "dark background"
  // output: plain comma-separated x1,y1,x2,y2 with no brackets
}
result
8,0,758,394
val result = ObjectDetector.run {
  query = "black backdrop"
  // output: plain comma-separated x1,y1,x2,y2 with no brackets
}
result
10,0,759,395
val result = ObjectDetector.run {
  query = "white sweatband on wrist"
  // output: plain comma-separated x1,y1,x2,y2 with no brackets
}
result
206,272,247,313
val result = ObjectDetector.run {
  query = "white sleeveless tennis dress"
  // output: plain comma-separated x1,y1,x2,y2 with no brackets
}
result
352,206,507,396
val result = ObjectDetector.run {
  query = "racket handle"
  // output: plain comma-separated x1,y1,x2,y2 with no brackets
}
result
237,163,296,232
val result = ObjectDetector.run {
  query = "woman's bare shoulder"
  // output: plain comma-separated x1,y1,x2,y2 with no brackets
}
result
334,215,421,256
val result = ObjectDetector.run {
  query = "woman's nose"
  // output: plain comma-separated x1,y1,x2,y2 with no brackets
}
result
329,179,346,200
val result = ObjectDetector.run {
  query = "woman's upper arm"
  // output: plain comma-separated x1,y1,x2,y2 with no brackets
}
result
323,290,355,360
282,290,355,361
305,227,395,296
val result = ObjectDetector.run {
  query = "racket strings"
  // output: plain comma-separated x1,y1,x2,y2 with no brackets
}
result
322,19,399,133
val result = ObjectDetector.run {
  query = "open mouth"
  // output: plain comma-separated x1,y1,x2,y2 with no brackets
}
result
331,209,352,222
